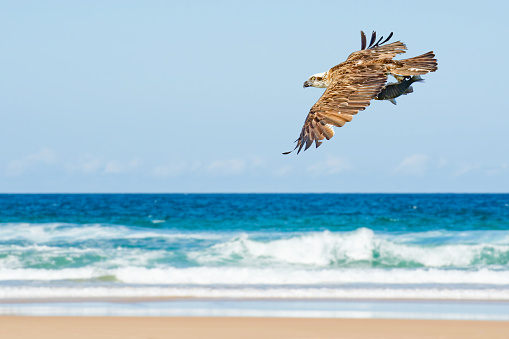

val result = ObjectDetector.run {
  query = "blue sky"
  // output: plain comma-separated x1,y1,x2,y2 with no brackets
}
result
1,1,509,193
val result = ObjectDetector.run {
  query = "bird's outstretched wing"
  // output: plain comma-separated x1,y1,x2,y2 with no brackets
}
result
284,65,388,154
345,31,407,62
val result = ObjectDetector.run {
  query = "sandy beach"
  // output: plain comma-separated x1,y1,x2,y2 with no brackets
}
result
0,317,508,339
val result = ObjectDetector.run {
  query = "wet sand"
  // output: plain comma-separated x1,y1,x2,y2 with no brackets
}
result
1,317,509,339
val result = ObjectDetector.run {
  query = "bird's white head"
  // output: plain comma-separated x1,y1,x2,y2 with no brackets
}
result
303,72,328,88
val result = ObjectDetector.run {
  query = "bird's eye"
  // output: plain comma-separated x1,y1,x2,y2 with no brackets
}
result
310,76,316,80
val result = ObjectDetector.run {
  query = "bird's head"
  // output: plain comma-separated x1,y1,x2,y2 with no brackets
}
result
303,72,328,88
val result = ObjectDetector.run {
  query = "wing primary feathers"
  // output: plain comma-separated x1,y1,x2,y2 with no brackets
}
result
368,31,376,48
305,138,313,151
380,32,393,45
360,31,366,50
367,32,394,49
297,141,305,154
283,143,298,155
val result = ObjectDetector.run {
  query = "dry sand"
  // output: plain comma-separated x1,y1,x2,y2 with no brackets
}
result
0,317,508,339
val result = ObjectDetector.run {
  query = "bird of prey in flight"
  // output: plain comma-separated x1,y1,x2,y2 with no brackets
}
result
284,31,437,155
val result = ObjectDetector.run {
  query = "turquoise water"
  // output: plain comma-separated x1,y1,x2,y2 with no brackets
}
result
0,194,509,302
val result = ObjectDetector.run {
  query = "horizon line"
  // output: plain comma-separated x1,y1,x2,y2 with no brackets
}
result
1,192,509,195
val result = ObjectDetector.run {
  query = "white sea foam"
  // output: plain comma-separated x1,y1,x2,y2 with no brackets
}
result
0,223,224,242
0,285,509,301
115,267,509,285
190,228,509,268
1,267,509,286
1,227,509,271
0,244,170,270
1,225,509,301
0,267,102,281
0,223,127,243
190,228,382,266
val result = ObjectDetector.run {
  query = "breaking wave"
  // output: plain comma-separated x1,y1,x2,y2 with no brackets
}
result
1,223,509,300
1,225,509,270
191,228,509,268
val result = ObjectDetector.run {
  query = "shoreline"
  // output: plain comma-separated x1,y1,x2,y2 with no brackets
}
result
1,317,509,339
3,295,509,303
2,297,509,320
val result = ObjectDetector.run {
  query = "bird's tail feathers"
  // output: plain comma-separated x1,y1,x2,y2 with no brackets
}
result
394,51,437,76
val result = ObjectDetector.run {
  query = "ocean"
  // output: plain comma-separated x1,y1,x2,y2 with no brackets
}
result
1,194,509,318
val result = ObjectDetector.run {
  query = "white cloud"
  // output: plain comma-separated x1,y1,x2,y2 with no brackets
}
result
273,166,293,176
451,163,509,177
66,155,102,174
307,155,353,175
393,154,429,176
250,156,266,168
152,161,202,177
452,163,480,177
437,158,448,168
207,159,246,175
484,163,509,176
67,155,142,174
6,148,56,176
152,157,266,177
104,159,142,174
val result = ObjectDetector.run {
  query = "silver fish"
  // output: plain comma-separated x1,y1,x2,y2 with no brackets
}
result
375,75,423,105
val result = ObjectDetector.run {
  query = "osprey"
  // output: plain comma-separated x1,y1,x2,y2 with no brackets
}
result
284,31,437,154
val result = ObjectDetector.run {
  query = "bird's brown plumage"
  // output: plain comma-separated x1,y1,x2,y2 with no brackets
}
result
284,31,437,154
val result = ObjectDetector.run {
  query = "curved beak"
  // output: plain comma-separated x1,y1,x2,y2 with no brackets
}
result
303,81,310,88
